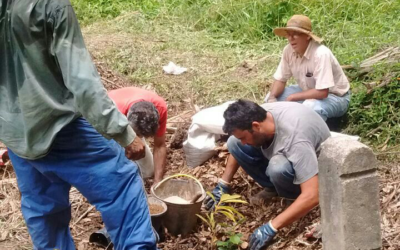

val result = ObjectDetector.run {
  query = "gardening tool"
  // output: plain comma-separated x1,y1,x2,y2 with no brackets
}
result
151,174,206,236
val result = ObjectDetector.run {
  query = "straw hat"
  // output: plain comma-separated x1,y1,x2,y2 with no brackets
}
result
273,15,323,43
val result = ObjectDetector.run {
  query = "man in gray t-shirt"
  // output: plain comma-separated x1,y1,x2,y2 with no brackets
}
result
204,100,330,250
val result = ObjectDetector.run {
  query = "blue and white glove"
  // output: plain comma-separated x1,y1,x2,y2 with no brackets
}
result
203,179,231,210
249,221,277,250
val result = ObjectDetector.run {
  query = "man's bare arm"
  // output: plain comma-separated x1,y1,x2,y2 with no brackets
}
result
268,80,287,102
287,89,328,101
271,175,319,229
153,134,166,184
221,154,240,183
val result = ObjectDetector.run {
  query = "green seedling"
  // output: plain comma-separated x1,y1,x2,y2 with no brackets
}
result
197,192,247,249
216,232,243,250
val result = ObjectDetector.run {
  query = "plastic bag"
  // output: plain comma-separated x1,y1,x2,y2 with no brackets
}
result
183,102,233,168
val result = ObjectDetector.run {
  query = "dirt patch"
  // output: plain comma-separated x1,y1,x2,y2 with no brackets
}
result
94,57,130,90
149,204,164,215
169,122,190,149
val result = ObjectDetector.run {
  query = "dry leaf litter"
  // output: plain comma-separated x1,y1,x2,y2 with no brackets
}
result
0,61,399,250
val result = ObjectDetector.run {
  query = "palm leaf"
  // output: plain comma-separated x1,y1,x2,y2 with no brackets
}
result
221,199,248,204
207,191,216,203
217,205,245,218
219,194,242,202
196,214,211,227
219,210,237,222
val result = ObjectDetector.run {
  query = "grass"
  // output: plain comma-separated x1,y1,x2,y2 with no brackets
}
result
72,0,400,147
345,64,400,147
82,13,277,106
72,0,400,62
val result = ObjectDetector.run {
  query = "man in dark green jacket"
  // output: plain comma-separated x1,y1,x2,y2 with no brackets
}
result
0,0,156,249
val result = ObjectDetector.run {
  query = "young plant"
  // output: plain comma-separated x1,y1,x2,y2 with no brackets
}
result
197,192,247,248
216,232,243,250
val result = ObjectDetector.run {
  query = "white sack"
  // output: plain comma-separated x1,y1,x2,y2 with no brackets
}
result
183,101,233,168
135,138,154,178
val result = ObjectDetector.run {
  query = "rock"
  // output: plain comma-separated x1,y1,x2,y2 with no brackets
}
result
318,137,381,250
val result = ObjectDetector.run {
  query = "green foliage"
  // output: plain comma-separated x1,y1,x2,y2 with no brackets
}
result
216,232,242,250
71,0,400,148
197,193,247,248
346,67,400,147
71,0,133,24
72,0,400,62
189,0,294,43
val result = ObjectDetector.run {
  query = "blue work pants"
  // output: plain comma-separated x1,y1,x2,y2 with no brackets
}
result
267,85,351,121
8,118,157,250
227,136,301,199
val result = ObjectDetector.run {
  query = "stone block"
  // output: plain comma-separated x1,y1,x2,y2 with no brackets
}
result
319,137,377,176
342,174,381,249
318,137,381,250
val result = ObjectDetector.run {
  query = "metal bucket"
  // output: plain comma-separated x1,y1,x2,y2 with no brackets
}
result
151,174,205,236
148,196,167,241
89,197,168,246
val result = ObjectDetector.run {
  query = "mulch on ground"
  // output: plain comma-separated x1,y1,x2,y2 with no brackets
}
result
0,61,399,250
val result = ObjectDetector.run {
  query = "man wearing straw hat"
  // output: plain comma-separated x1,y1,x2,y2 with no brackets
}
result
266,15,351,121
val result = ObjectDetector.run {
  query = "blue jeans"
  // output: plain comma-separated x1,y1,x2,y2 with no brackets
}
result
8,118,157,250
272,85,351,121
227,136,301,199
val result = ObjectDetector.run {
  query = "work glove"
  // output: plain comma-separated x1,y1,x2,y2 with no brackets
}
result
203,179,231,210
249,221,277,250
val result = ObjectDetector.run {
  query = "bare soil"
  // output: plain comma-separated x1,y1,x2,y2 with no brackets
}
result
149,204,165,215
169,122,190,149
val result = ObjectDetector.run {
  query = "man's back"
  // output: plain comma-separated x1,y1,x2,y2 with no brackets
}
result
108,87,166,116
108,87,168,137
262,102,330,149
261,102,331,184
0,0,132,159
1,0,73,157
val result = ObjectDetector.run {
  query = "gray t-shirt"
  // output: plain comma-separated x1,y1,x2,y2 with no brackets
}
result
261,102,331,184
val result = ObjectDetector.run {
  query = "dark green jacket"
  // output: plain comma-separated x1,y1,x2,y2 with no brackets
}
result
0,0,135,159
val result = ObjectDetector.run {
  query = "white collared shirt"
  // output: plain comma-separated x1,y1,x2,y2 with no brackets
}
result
273,40,350,96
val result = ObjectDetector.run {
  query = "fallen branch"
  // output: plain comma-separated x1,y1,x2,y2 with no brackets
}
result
101,77,116,85
363,72,397,94
71,205,95,229
166,127,177,134
360,47,400,69
342,46,400,74
167,110,193,122
0,178,16,185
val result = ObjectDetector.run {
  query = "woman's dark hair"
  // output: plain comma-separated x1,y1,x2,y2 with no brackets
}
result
127,101,159,137
223,99,267,134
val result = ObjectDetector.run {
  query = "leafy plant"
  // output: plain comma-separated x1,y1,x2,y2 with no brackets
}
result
345,66,400,147
216,232,243,250
197,193,247,248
